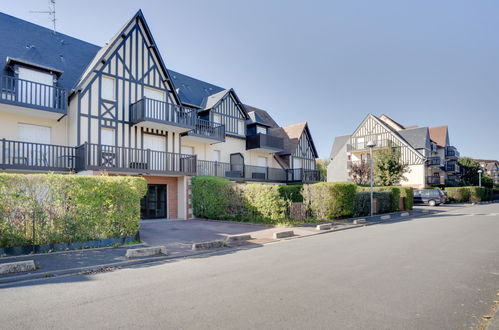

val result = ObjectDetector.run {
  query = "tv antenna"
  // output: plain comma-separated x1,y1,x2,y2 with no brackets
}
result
30,0,57,34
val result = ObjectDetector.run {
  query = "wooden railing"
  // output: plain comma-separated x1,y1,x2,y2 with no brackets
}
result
196,160,321,183
130,97,197,128
186,119,225,141
347,139,394,152
0,139,74,171
0,75,67,112
427,156,444,166
75,143,197,175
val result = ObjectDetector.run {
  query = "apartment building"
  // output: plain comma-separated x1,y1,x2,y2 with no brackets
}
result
327,114,460,188
475,159,499,185
0,11,319,219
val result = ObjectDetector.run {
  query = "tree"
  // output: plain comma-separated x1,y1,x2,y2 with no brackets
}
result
316,159,330,181
350,160,370,185
373,146,410,186
458,157,483,186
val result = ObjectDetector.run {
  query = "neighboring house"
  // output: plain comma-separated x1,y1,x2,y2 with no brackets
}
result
327,114,461,188
0,11,319,220
475,159,499,185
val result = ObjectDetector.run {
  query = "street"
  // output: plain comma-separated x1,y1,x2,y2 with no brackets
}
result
1,203,498,330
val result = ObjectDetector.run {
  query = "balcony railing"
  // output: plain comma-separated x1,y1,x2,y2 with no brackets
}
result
0,139,74,171
347,139,394,152
183,119,225,142
445,146,459,158
130,97,197,129
0,75,67,113
426,176,442,185
445,162,458,172
246,133,284,152
75,143,197,175
427,156,444,166
196,160,321,183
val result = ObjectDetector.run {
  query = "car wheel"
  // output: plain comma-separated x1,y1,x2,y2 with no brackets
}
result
428,200,436,207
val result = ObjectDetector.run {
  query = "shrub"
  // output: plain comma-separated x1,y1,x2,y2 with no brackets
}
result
303,182,356,220
353,191,392,217
444,186,492,202
192,177,289,223
356,186,413,211
278,184,303,203
0,173,147,248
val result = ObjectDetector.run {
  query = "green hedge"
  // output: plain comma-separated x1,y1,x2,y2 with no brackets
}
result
354,191,392,217
0,173,147,248
303,182,356,220
444,186,492,203
278,184,303,203
192,176,288,223
357,186,413,211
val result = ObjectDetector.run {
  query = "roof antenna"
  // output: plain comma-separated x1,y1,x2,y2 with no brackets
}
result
30,0,57,34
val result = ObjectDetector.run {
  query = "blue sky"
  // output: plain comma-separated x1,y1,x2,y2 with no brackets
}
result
4,0,499,160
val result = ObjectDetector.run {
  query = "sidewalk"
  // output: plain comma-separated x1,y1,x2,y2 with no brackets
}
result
0,206,455,285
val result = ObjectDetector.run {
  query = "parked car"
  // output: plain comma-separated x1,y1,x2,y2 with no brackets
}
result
413,189,447,206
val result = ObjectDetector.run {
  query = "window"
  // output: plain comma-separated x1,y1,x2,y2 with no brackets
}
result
143,87,165,101
101,76,115,101
213,114,221,124
18,67,54,107
18,123,51,144
213,150,221,162
143,134,165,152
238,120,245,135
101,128,115,146
256,125,267,135
356,137,365,149
181,146,194,155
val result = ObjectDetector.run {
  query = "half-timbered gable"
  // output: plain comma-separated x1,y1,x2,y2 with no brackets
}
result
292,126,318,170
73,10,181,152
350,114,425,165
204,89,248,137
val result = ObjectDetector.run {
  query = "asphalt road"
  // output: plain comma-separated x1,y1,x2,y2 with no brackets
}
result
1,203,498,330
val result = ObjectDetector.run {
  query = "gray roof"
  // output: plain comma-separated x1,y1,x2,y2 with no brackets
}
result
168,69,225,107
397,127,430,150
330,135,350,159
200,89,230,109
245,105,279,127
0,12,100,90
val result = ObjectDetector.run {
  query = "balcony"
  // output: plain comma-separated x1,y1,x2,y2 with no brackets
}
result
196,160,320,183
130,98,197,133
445,162,459,172
0,139,74,172
0,75,67,119
445,146,460,158
75,143,197,176
181,119,225,144
427,156,444,167
426,176,443,185
347,139,393,152
246,133,284,153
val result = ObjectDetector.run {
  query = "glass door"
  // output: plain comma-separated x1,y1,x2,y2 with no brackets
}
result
141,184,167,219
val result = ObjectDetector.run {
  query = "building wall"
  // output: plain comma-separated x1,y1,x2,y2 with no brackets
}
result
327,144,349,182
0,108,68,145
401,164,425,188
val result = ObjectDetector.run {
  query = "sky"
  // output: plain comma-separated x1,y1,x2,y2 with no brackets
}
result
3,0,498,160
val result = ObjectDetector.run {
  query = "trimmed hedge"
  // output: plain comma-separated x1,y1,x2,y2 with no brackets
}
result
303,182,357,220
192,176,288,223
357,186,413,211
278,184,303,203
0,173,147,248
354,191,393,217
445,186,493,203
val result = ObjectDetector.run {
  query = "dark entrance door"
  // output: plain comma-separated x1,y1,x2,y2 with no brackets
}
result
141,184,167,219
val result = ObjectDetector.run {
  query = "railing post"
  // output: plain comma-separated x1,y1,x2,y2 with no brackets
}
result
147,149,151,171
1,138,5,169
